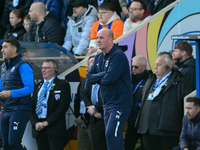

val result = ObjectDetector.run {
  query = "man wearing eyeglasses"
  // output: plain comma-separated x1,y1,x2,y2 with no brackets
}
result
123,0,151,34
124,55,152,150
30,59,71,150
137,55,192,150
87,2,124,55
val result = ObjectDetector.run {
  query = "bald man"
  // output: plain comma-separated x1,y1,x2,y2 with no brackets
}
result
27,2,65,45
87,29,132,150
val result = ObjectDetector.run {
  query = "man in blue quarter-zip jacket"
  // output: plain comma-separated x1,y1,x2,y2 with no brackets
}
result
0,38,34,150
86,28,132,150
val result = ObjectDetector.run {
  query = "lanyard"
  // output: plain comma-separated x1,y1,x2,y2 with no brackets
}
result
153,73,171,92
132,79,143,94
98,21,113,31
179,67,183,71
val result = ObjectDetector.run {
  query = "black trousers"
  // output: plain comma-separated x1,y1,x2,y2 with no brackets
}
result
143,132,179,150
36,129,69,150
90,118,107,150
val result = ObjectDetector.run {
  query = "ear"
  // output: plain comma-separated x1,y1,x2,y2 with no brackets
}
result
181,50,186,56
11,46,17,54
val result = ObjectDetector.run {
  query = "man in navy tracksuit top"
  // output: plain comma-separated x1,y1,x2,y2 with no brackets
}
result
0,38,34,150
87,29,132,150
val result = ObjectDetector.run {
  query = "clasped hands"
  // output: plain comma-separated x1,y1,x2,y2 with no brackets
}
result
87,105,102,118
35,121,48,131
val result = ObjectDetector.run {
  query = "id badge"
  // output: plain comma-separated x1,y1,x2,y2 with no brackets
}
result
80,101,86,114
147,93,154,100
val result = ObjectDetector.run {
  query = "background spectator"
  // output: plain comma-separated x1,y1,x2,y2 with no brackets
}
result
123,0,151,34
62,0,97,56
1,0,32,36
172,41,196,91
88,2,124,55
33,0,63,21
28,2,65,45
3,9,26,40
21,15,31,41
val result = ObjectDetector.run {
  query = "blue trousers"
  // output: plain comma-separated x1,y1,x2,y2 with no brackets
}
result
104,106,131,150
0,110,31,150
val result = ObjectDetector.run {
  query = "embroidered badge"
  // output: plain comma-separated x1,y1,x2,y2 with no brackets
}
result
105,60,109,67
55,94,60,101
11,66,15,72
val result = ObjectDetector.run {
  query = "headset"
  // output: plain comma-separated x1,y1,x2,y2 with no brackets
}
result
166,65,169,69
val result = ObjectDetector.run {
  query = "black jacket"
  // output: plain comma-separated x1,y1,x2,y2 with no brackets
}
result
137,69,192,137
175,56,196,91
128,70,151,126
30,77,71,137
142,0,175,14
28,12,65,45
3,22,26,40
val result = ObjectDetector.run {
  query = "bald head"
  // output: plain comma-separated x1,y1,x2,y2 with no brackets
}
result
29,2,46,24
33,2,46,13
97,29,114,54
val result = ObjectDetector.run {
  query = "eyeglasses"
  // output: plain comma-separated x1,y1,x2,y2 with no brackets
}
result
41,67,53,70
97,11,112,15
129,7,142,11
131,65,140,69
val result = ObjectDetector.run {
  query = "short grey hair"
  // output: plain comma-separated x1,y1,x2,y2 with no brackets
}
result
132,55,147,69
159,55,173,69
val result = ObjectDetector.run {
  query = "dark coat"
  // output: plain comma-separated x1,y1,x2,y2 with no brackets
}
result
28,12,65,45
142,0,175,14
30,77,71,137
3,22,26,40
128,70,151,126
175,56,196,91
180,113,200,150
137,69,192,137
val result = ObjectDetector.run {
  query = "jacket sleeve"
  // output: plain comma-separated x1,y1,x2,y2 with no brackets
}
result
179,116,190,150
74,82,81,118
86,56,106,84
62,23,73,51
46,80,71,125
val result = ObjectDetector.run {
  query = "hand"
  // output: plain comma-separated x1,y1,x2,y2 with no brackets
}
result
81,122,88,128
41,121,48,127
35,122,44,131
94,112,102,118
75,116,84,125
87,46,98,55
183,148,189,150
87,105,96,116
0,91,11,98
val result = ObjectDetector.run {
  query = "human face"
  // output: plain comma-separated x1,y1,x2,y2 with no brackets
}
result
86,57,94,72
28,4,38,23
154,57,169,79
42,62,56,80
98,9,113,24
73,6,87,17
96,29,113,54
9,12,22,27
172,49,184,62
132,59,145,75
23,19,31,32
1,42,16,60
129,2,144,21
186,102,200,120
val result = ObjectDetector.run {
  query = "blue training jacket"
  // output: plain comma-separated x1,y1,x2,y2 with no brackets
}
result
86,44,133,108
